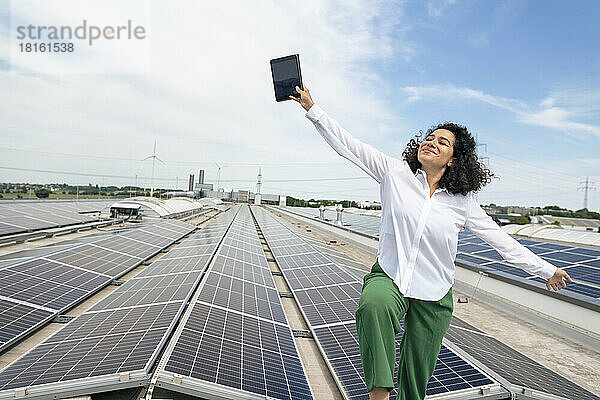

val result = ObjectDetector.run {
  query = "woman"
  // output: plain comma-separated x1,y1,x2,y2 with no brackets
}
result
290,86,573,400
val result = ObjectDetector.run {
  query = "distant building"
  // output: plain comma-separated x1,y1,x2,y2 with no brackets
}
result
358,200,381,209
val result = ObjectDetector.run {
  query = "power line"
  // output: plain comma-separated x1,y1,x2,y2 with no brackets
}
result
0,166,370,184
0,147,346,167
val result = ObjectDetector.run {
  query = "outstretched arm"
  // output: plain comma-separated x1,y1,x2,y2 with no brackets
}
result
464,194,573,291
290,85,404,184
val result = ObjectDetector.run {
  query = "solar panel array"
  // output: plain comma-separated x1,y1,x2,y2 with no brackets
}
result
0,200,113,237
456,230,600,302
156,205,313,400
251,206,499,399
445,316,600,400
0,219,194,353
276,206,600,305
0,210,236,398
0,231,112,268
277,206,380,238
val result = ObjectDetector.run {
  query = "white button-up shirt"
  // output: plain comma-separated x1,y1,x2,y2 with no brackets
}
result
305,104,557,301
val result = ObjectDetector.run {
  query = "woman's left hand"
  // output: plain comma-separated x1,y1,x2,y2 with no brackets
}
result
546,267,573,291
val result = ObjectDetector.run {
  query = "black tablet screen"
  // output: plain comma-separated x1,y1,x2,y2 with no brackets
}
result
271,55,301,102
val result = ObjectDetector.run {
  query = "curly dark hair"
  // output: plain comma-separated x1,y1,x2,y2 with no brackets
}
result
401,122,494,196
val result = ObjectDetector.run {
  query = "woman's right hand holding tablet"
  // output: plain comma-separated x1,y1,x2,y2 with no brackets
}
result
290,85,315,111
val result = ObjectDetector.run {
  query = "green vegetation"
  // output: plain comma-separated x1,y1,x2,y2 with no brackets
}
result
0,183,169,200
509,216,530,225
286,195,359,208
34,188,50,198
537,205,600,220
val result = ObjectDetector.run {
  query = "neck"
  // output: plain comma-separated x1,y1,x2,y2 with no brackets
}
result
421,165,446,195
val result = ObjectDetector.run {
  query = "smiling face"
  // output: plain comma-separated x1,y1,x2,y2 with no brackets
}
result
417,128,456,171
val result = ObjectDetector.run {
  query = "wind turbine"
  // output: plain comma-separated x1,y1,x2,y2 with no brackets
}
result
214,161,222,191
142,141,165,197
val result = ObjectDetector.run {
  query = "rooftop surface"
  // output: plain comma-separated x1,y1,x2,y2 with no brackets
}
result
0,201,597,400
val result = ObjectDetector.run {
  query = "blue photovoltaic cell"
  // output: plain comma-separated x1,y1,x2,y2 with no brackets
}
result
562,265,600,285
0,302,183,391
455,253,492,267
542,251,594,264
444,322,600,400
472,249,503,261
457,243,488,253
524,245,555,255
484,262,535,278
530,277,600,299
515,238,540,246
0,300,53,348
534,242,573,251
568,247,600,257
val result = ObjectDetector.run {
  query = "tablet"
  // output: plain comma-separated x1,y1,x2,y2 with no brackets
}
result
270,54,303,102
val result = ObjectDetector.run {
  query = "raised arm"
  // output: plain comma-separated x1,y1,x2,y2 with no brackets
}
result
464,194,572,291
291,86,404,184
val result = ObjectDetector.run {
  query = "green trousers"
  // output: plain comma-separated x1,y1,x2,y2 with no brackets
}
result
354,259,453,399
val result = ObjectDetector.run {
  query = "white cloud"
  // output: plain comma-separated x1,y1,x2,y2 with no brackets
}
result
0,0,410,201
427,0,457,19
400,84,600,137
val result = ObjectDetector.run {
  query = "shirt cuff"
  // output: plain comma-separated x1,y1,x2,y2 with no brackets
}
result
305,104,325,123
540,260,558,280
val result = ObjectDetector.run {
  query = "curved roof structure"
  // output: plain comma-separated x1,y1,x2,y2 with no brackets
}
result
502,223,600,246
108,197,205,218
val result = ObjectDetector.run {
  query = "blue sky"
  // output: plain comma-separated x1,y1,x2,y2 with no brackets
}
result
0,0,599,211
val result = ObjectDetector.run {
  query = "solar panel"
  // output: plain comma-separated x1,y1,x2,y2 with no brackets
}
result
0,299,54,350
568,247,600,257
0,302,183,391
542,251,594,264
533,242,573,251
453,231,600,303
283,263,357,290
197,270,286,324
483,262,536,278
455,253,493,267
294,283,361,326
472,249,504,261
0,200,112,237
523,245,554,255
561,265,600,285
134,255,212,277
0,259,110,310
92,236,159,259
457,243,488,253
529,277,600,299
444,322,600,400
46,244,140,276
211,256,276,288
89,272,200,311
